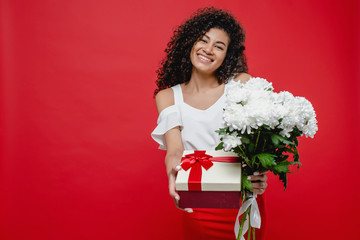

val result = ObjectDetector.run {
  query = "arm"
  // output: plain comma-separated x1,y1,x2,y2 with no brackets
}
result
155,89,192,212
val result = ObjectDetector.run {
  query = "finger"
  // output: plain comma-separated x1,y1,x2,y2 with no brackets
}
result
173,195,180,206
169,165,181,176
172,196,193,213
252,171,268,176
170,188,181,209
250,181,267,189
168,177,180,200
251,187,265,195
170,191,180,201
248,174,267,182
167,165,181,178
168,172,181,200
173,165,182,172
174,202,193,213
184,208,193,213
169,165,192,213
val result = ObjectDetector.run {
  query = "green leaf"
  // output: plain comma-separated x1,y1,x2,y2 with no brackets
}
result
271,134,280,146
248,143,255,153
279,173,288,190
294,138,299,146
296,161,302,171
215,128,227,135
241,136,250,144
274,164,289,173
215,142,224,150
283,147,294,154
242,174,253,191
294,148,300,162
271,134,294,146
252,153,277,168
262,125,271,131
279,154,289,161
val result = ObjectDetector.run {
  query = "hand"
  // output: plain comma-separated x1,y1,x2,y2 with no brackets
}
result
248,171,268,195
168,165,193,213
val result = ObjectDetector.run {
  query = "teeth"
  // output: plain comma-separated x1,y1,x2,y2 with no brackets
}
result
199,55,212,62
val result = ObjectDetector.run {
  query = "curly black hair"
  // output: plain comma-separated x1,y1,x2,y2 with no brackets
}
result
154,7,248,96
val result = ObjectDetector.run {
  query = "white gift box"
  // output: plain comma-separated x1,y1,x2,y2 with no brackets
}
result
175,150,242,209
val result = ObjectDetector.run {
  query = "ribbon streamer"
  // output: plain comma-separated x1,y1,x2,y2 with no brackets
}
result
234,193,261,240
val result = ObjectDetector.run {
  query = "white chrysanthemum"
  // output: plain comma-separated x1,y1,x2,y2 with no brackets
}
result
271,102,288,125
222,132,242,151
225,85,250,104
293,97,318,137
275,91,295,104
275,94,318,137
245,90,280,129
243,77,274,91
223,103,250,132
222,77,318,142
273,91,298,136
225,81,280,133
301,118,318,138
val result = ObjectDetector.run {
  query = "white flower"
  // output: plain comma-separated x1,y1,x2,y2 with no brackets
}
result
226,85,250,104
275,91,295,104
222,77,318,140
293,97,318,137
222,133,242,151
243,77,274,91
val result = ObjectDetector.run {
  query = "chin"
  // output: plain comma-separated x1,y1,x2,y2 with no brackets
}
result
191,62,216,75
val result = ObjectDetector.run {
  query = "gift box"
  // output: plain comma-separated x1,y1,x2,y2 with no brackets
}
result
175,150,241,209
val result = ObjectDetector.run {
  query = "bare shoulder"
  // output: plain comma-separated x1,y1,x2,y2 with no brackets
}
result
155,88,175,114
233,73,252,84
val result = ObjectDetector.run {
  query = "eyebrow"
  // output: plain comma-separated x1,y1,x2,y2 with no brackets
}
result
204,34,227,47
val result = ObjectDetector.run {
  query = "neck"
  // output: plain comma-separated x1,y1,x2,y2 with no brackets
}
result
186,68,220,92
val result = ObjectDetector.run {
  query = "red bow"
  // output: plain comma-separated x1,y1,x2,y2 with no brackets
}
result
180,151,214,191
181,151,214,171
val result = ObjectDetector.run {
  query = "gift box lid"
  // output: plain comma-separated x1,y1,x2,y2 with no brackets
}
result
175,160,241,191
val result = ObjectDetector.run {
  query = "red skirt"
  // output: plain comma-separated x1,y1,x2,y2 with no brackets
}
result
182,194,266,240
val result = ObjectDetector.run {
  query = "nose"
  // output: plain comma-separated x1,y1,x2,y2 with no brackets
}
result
202,45,213,55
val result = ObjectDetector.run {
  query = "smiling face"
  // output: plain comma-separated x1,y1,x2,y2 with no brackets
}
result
190,28,230,76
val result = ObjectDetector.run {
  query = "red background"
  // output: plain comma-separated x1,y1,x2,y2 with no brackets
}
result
1,0,359,239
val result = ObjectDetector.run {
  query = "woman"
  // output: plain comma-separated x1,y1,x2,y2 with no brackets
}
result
151,7,268,239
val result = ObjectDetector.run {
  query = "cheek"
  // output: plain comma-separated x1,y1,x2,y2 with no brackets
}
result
217,52,227,66
190,48,196,65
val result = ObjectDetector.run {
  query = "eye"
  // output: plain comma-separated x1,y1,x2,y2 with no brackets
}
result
215,45,224,50
200,39,207,43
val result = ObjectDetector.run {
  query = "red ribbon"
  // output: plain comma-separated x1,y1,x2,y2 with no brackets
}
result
180,151,239,191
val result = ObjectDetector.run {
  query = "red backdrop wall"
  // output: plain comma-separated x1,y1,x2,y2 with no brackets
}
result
1,0,359,239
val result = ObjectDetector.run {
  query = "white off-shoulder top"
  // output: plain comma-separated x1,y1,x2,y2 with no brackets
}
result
151,79,234,150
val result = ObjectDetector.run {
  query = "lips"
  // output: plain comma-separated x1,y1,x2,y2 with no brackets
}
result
197,54,214,63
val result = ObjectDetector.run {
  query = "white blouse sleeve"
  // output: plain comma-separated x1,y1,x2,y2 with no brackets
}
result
151,105,183,150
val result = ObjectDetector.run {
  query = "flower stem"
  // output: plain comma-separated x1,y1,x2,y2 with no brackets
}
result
247,206,252,240
254,130,261,152
253,226,256,240
237,206,251,240
262,138,266,153
248,223,252,239
239,146,251,167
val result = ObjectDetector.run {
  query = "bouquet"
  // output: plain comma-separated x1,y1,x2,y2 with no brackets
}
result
215,77,318,240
